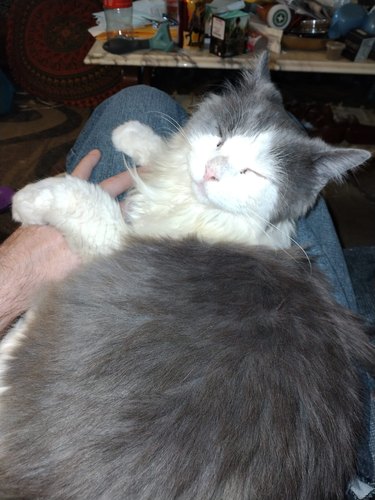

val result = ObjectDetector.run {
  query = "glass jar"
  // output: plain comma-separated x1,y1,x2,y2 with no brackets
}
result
103,0,133,40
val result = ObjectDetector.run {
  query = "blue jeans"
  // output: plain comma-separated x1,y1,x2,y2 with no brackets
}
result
66,85,374,496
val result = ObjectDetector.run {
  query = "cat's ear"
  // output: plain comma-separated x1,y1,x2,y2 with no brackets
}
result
242,50,270,86
312,139,371,188
248,50,282,104
253,50,270,82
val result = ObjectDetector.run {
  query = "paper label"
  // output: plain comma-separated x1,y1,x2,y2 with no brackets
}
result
212,17,225,40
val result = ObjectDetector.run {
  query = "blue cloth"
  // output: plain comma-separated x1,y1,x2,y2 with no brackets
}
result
344,247,375,327
296,198,358,312
66,85,374,496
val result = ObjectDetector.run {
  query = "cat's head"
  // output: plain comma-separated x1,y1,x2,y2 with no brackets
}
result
184,51,370,225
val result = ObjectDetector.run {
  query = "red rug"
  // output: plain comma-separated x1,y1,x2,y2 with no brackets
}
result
6,0,128,107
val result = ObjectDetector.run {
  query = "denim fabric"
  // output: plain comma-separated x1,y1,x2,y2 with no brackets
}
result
296,198,358,312
66,85,189,183
344,247,375,327
65,85,374,495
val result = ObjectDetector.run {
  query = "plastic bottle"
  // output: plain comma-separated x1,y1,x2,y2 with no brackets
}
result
103,0,133,40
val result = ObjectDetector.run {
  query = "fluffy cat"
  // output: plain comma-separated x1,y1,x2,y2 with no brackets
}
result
0,52,374,499
11,55,370,258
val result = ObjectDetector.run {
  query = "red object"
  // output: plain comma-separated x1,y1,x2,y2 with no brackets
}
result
103,0,132,8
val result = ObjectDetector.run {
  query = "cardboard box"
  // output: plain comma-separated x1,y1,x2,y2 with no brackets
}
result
342,29,375,62
209,10,250,58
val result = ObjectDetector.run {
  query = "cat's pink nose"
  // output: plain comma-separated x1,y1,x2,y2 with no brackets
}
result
204,157,227,181
204,164,219,182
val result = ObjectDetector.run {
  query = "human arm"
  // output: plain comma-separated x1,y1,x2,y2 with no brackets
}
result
0,225,80,333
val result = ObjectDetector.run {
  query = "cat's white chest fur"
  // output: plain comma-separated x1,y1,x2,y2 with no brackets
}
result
112,122,294,249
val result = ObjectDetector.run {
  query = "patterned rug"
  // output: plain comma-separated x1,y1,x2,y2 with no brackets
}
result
6,0,131,107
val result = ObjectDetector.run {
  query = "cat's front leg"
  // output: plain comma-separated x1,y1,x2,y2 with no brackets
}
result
12,176,128,260
112,121,164,167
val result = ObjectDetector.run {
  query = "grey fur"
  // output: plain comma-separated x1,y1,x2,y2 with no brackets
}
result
0,52,373,499
0,239,374,499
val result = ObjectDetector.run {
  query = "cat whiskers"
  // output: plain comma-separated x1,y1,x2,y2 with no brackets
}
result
119,155,154,197
147,111,193,147
277,231,313,275
150,109,223,152
245,206,313,274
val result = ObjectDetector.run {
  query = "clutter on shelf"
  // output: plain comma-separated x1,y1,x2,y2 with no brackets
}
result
92,0,375,62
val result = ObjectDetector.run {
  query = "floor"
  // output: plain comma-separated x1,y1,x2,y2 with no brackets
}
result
0,91,91,242
0,68,375,248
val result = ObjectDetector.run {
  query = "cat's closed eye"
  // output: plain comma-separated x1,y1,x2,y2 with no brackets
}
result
216,124,225,148
240,168,268,181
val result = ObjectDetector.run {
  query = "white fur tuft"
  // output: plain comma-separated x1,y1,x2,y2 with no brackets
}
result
0,310,35,402
112,121,165,167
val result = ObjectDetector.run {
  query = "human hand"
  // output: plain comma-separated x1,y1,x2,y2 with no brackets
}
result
0,149,132,334
72,148,143,212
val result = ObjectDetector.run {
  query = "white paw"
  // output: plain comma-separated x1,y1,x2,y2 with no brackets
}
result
12,178,61,226
12,175,128,259
112,120,163,166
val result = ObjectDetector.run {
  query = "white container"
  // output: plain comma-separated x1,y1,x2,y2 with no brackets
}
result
103,0,133,39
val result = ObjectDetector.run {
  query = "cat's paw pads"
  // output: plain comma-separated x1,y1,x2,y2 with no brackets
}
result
112,121,163,166
12,178,59,225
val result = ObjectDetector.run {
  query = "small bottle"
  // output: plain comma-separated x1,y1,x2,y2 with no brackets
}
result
178,0,206,48
103,0,133,40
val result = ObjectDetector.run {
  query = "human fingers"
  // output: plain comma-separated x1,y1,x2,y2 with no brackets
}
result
69,149,147,199
100,170,135,198
100,167,147,198
71,149,101,180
